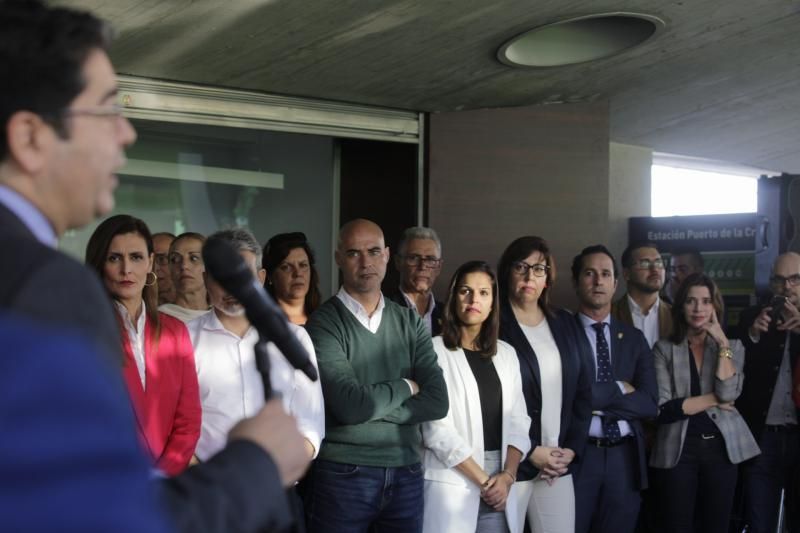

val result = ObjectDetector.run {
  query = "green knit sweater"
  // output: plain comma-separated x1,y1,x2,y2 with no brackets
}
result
306,296,448,466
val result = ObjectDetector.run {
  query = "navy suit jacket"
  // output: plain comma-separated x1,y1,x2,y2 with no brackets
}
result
0,313,171,533
573,313,658,490
386,287,444,337
499,303,592,481
0,203,293,533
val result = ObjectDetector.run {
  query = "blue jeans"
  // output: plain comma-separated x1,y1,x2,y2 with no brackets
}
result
306,460,424,533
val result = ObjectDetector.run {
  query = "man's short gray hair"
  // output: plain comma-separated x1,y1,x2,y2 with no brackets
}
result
208,227,263,266
397,226,442,257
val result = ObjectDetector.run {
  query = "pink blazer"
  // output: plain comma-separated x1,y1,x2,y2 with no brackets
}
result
120,311,201,476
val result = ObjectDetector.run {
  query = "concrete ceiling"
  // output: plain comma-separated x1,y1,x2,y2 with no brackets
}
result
60,0,800,172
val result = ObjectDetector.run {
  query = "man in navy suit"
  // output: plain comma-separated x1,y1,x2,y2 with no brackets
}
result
0,1,308,531
570,245,658,533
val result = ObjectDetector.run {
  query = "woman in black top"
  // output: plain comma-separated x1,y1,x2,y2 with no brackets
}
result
650,273,759,533
422,261,531,533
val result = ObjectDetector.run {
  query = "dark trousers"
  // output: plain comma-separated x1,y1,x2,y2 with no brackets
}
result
652,434,738,533
740,426,799,533
306,460,423,533
574,438,641,533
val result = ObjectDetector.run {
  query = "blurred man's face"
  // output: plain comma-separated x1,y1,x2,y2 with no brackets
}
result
42,49,137,234
206,250,265,317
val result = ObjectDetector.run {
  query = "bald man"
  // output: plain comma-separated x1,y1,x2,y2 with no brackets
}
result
305,218,448,533
736,252,800,533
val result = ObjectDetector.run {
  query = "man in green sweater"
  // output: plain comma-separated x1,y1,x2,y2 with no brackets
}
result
305,218,449,533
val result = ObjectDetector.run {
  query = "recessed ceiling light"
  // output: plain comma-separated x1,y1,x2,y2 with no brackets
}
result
498,12,664,68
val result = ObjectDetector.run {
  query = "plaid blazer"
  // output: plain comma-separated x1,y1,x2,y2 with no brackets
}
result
650,337,760,468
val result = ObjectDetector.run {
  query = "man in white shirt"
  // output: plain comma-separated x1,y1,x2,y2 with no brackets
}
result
187,227,324,461
612,241,672,348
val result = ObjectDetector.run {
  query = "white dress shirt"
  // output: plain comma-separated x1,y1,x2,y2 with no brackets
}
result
627,295,661,348
578,313,632,438
115,300,147,389
335,286,385,333
187,310,324,461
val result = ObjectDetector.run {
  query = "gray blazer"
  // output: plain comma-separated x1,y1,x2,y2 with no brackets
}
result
650,337,760,468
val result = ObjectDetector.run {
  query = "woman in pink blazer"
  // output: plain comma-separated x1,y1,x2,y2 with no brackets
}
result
86,214,201,476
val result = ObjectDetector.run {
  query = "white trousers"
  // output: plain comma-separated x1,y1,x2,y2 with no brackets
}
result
512,474,574,533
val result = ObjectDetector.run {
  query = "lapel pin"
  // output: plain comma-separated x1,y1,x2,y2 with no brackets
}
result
617,332,623,339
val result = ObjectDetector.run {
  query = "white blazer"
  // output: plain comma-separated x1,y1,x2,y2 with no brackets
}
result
422,337,532,533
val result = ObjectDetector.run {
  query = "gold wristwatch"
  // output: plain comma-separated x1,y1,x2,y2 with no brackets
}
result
718,346,733,359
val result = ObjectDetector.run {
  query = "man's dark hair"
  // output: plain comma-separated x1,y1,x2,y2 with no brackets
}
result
620,241,660,269
671,245,704,270
571,244,619,282
0,0,112,160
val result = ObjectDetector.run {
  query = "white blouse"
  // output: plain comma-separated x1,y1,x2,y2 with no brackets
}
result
115,300,147,389
520,319,562,447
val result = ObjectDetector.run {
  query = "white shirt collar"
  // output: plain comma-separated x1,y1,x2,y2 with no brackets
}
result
336,286,385,334
627,294,660,317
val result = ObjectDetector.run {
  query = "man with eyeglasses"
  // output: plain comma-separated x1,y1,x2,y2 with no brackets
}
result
305,218,448,533
663,245,704,304
735,252,800,533
153,232,177,305
388,226,445,335
612,241,671,348
0,1,309,531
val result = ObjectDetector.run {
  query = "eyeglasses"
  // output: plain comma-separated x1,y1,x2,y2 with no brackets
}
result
512,261,549,278
400,254,442,268
154,254,170,267
631,258,665,270
769,274,800,287
63,104,126,121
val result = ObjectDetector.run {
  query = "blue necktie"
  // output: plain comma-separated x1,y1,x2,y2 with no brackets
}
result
592,322,622,442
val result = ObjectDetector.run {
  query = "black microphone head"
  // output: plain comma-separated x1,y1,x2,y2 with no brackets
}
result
202,235,253,292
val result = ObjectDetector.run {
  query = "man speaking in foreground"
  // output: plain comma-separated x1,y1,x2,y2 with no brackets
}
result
0,0,309,531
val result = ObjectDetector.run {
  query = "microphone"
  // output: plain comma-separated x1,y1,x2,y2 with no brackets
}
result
202,236,319,382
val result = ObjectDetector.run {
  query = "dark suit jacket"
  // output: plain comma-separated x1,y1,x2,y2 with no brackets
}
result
386,286,444,336
0,312,171,533
573,313,659,490
735,304,800,441
499,303,592,481
0,203,293,533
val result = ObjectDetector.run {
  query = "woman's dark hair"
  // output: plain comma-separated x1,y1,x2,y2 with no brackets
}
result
668,272,725,344
85,214,160,340
262,232,321,315
497,236,556,317
441,260,499,357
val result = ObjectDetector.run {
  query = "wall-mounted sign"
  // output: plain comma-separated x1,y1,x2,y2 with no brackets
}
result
628,213,763,253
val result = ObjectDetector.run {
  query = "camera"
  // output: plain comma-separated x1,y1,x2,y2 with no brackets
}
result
768,295,787,327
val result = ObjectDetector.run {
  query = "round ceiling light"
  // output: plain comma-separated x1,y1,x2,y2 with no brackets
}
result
498,12,664,68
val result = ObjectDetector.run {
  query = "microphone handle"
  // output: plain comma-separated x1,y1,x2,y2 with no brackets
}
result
253,340,273,400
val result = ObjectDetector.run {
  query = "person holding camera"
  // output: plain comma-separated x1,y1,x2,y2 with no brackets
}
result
735,252,800,533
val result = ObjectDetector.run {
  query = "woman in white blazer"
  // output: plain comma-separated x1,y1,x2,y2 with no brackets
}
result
422,261,532,533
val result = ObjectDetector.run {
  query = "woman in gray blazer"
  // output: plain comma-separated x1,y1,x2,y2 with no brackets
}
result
650,273,759,533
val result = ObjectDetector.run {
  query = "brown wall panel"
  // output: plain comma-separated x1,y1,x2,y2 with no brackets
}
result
428,102,610,310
